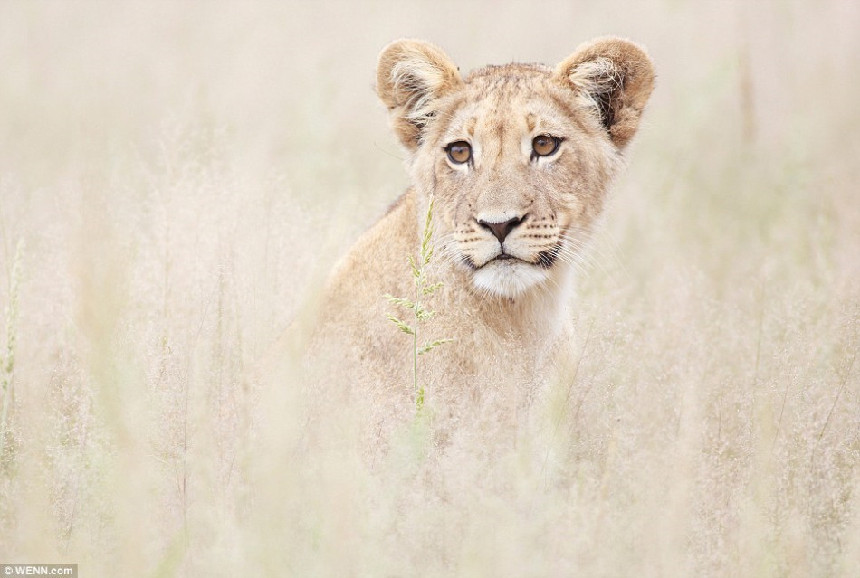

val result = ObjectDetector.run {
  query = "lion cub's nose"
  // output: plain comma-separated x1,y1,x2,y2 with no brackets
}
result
478,215,523,243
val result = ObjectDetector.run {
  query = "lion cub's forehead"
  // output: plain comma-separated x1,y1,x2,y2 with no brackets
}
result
463,63,561,104
442,64,573,139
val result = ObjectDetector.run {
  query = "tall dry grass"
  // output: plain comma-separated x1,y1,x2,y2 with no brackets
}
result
0,1,858,576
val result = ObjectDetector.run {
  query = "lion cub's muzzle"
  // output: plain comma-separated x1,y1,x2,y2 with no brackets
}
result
475,213,560,269
458,212,562,297
458,211,562,274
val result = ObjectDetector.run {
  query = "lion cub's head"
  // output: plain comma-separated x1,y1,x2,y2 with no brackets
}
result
377,38,655,299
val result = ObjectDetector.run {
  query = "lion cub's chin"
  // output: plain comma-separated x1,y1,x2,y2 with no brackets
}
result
471,260,550,299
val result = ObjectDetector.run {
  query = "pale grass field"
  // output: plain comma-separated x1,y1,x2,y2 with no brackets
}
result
1,1,858,576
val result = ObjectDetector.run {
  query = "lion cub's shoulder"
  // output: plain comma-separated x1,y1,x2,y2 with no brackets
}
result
323,190,417,316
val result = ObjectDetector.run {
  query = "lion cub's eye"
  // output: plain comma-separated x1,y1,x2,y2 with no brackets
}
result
531,135,561,158
445,141,472,165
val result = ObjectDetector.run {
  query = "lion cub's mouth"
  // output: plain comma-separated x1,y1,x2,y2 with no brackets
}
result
465,243,562,271
470,253,552,298
491,245,561,269
463,241,565,298
477,252,522,268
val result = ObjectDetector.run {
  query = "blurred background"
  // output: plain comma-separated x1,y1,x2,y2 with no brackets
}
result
0,1,858,576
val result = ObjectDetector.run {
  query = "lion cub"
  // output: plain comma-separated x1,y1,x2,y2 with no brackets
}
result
313,38,654,425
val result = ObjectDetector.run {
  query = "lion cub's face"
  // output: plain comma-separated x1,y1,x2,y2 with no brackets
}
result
377,39,655,298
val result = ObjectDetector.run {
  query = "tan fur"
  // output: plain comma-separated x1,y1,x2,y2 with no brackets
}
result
311,38,655,436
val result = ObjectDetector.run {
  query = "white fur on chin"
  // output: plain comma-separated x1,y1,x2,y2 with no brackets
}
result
471,261,549,298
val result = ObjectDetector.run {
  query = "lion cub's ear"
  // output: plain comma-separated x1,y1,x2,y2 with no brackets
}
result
376,39,463,150
554,37,655,149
